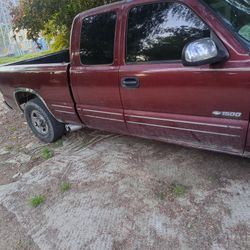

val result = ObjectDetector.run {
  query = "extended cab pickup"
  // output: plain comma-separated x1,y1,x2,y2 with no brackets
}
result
1,0,250,157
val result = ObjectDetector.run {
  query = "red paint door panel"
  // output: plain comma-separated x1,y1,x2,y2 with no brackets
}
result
119,64,249,154
119,0,250,155
71,66,126,133
70,6,127,134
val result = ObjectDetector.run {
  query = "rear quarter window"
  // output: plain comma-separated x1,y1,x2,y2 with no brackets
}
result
80,12,117,65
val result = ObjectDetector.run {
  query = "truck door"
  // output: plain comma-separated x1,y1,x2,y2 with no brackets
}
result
119,0,248,155
70,8,127,134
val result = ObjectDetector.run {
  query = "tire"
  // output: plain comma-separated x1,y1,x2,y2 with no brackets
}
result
24,98,65,143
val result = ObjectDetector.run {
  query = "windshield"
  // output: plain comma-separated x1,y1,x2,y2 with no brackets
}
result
203,0,250,48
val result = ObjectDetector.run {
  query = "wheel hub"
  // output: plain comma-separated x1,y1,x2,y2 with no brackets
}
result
31,110,49,135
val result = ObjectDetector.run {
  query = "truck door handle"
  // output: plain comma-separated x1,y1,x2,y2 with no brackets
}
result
121,77,140,89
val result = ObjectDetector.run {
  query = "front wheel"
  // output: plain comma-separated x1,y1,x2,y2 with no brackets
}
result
24,98,65,143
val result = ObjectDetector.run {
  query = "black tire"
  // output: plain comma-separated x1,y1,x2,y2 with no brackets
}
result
24,98,65,143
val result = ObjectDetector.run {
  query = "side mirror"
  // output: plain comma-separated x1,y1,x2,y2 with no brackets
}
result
182,38,228,66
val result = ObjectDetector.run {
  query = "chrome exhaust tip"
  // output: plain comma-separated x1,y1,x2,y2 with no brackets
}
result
65,124,83,132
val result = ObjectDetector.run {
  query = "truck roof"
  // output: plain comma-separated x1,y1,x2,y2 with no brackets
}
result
76,0,190,19
77,0,125,18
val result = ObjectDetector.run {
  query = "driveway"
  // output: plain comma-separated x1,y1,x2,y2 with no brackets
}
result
0,94,249,250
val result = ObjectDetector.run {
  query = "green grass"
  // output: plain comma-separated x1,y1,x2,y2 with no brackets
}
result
0,50,52,65
155,181,188,201
29,195,46,207
170,183,188,197
60,182,71,193
41,147,54,160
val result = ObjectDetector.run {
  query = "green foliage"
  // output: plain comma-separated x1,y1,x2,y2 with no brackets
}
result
60,182,71,193
11,0,119,51
41,147,54,160
29,195,46,207
170,183,187,197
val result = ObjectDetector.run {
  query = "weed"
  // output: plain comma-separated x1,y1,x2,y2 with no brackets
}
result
29,195,46,207
41,147,54,160
170,182,187,197
60,182,71,193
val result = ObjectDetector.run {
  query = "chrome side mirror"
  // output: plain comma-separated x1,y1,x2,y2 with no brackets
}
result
182,38,228,66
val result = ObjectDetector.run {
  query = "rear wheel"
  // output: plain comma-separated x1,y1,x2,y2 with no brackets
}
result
24,98,65,143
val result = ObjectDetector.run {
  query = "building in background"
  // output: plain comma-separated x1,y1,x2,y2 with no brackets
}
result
0,0,47,57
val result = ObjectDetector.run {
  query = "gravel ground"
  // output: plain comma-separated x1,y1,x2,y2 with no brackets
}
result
0,94,249,250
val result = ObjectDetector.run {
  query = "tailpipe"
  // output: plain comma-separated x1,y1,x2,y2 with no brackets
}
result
65,124,83,132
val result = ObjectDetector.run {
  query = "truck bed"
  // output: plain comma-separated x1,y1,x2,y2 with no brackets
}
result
0,49,81,124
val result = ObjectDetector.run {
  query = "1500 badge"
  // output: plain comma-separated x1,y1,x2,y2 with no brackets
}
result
212,111,242,118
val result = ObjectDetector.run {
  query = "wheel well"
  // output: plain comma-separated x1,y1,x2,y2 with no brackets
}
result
15,91,37,110
14,90,63,123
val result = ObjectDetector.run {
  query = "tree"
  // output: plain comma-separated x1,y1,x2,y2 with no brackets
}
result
10,0,118,51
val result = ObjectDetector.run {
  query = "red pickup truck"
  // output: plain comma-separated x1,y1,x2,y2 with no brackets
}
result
1,0,250,157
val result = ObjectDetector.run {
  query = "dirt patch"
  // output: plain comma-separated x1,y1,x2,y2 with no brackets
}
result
0,94,250,250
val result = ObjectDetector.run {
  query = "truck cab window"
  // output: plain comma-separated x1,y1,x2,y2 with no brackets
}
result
80,12,117,65
126,2,210,63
